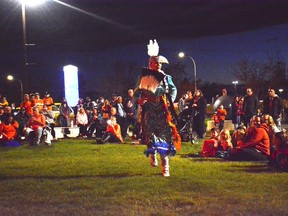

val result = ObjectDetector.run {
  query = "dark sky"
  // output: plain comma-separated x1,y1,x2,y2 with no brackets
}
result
1,0,288,101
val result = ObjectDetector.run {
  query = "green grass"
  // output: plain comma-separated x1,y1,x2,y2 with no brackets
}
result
0,138,287,216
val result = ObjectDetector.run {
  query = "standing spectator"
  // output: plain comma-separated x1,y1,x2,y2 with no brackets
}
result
178,92,187,113
189,89,207,138
231,96,239,130
43,92,54,111
0,106,14,122
263,88,282,129
30,93,36,108
236,97,244,126
25,106,46,146
15,107,30,140
20,94,33,116
216,104,227,132
123,89,139,140
83,96,94,111
34,92,44,110
115,96,126,138
58,98,71,138
243,88,258,127
76,107,88,138
110,94,118,107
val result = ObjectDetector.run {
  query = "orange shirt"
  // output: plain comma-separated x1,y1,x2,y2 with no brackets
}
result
20,101,33,116
106,123,123,143
0,121,19,140
27,114,46,130
34,98,44,110
217,109,227,121
43,97,54,111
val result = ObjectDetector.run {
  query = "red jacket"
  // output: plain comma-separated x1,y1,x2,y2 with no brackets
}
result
239,123,270,156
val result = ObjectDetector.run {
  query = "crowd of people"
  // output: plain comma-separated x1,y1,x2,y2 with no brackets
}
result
0,89,140,146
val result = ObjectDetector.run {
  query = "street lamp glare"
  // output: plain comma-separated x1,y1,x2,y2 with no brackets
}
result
7,75,14,81
178,52,185,58
21,0,47,7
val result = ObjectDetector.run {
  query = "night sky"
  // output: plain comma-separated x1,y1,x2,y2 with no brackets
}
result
1,0,288,103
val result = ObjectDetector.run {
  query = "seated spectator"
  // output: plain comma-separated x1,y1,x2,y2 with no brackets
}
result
0,115,21,146
15,107,30,140
261,114,281,154
228,116,270,161
102,99,112,119
87,108,105,138
25,106,46,146
216,129,233,158
96,116,123,144
0,106,14,122
58,98,71,138
269,131,288,170
231,125,247,148
76,107,88,138
201,127,219,157
41,105,56,139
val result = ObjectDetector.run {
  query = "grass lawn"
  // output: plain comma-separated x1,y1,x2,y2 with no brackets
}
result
0,138,287,216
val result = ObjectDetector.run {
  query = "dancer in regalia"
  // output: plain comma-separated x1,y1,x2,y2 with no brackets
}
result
135,40,181,177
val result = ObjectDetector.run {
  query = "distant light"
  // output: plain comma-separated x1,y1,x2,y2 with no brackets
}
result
21,0,47,7
232,81,238,85
178,52,185,58
7,75,14,81
63,65,79,107
279,89,283,93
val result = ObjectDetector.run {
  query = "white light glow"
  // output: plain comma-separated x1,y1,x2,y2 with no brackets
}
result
63,65,79,107
21,0,47,7
7,75,14,81
178,52,185,58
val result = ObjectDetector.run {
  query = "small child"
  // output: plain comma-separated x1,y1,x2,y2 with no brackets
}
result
216,129,233,158
216,104,227,132
201,127,219,157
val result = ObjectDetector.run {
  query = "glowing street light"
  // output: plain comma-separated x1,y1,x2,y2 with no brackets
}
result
178,52,197,92
19,0,47,93
7,75,24,102
232,80,239,96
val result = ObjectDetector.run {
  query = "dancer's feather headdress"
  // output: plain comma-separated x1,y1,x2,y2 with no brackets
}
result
147,39,169,64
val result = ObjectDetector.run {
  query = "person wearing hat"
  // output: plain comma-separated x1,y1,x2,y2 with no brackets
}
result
43,92,54,111
134,40,181,177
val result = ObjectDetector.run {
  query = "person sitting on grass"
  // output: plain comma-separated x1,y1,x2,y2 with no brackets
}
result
228,116,270,161
231,125,247,148
216,129,233,159
96,116,123,144
0,114,21,146
269,131,288,171
201,127,219,157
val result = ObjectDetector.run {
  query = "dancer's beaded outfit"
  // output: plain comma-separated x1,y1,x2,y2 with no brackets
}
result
135,40,181,177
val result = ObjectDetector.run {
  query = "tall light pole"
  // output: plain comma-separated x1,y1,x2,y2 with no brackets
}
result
7,75,24,103
178,52,197,93
20,0,47,93
232,80,239,96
